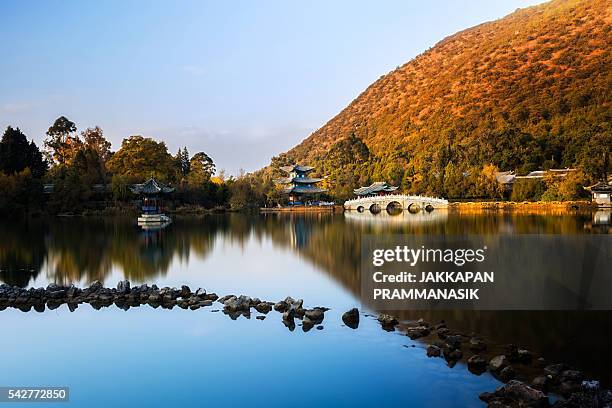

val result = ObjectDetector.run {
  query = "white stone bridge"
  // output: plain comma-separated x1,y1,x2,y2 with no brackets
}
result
343,194,448,213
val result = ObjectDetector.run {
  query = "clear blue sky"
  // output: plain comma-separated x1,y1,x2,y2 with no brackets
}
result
0,0,545,174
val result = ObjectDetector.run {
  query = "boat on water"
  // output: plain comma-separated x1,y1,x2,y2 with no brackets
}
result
137,213,172,230
131,178,174,230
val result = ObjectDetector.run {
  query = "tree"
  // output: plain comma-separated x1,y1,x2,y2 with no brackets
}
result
510,178,546,202
72,148,106,185
0,168,44,215
188,152,215,186
228,173,265,210
107,136,176,183
44,116,81,165
111,174,131,201
174,147,191,181
0,126,46,178
81,126,112,163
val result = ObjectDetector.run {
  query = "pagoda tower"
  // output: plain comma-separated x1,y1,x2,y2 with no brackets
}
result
276,164,327,203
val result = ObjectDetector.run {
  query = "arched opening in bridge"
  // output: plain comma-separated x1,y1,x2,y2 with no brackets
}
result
357,206,365,213
369,203,381,214
425,204,434,213
408,203,421,214
386,201,402,215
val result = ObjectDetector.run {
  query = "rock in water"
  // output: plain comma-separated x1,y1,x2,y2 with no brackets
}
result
499,366,515,382
180,285,192,298
342,308,359,329
531,376,550,392
426,344,441,357
304,308,324,323
117,280,130,294
479,380,549,407
467,355,487,374
377,314,398,331
469,337,487,352
302,317,315,332
274,301,289,312
89,280,103,292
255,302,272,314
489,355,509,372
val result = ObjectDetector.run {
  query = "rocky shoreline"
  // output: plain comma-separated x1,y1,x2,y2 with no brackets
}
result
1,281,610,407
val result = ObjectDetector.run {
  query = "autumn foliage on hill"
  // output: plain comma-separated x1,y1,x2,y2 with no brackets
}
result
268,0,611,199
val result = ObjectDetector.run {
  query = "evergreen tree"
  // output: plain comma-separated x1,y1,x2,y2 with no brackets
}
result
0,126,46,178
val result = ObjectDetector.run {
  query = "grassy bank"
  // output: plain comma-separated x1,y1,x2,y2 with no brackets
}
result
448,200,596,214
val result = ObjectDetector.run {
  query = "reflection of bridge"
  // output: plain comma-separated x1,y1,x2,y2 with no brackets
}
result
344,209,448,226
343,194,448,213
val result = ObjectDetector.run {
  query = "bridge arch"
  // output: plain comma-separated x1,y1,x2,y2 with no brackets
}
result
386,201,402,214
425,204,434,213
369,203,382,214
407,203,421,213
357,205,365,213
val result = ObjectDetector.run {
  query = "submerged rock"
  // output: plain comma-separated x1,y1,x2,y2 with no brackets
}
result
517,349,533,364
304,308,324,323
377,314,398,331
180,285,192,298
467,355,487,374
489,355,509,372
531,376,551,392
254,302,272,314
469,337,487,352
499,366,516,382
117,280,130,294
426,344,441,358
342,308,359,329
273,301,289,312
302,317,315,332
479,380,549,408
406,326,430,339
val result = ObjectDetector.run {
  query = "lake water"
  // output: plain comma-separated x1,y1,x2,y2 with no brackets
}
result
0,211,609,407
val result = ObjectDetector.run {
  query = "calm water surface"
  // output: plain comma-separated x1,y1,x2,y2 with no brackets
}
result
0,211,609,407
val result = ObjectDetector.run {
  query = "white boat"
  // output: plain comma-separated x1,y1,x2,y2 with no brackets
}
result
137,213,171,224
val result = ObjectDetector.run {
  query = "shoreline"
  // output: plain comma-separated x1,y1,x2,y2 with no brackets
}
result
260,205,343,213
448,201,596,214
11,200,603,218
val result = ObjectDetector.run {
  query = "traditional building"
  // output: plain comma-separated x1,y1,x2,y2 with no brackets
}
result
495,168,577,191
353,182,398,197
586,181,612,207
130,178,175,215
277,164,327,203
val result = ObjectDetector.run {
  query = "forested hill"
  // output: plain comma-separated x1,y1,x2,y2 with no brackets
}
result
266,0,611,199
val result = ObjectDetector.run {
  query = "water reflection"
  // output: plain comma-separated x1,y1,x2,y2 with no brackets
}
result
344,208,448,227
0,211,610,385
0,211,602,288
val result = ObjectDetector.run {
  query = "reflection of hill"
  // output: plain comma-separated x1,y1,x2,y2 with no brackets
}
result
261,211,612,386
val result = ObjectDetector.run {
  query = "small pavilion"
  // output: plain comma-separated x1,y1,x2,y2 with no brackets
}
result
586,181,612,208
130,178,175,214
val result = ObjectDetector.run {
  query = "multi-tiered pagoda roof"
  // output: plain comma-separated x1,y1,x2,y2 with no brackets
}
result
276,164,327,196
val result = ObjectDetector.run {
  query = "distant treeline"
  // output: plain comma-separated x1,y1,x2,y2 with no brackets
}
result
0,116,277,216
